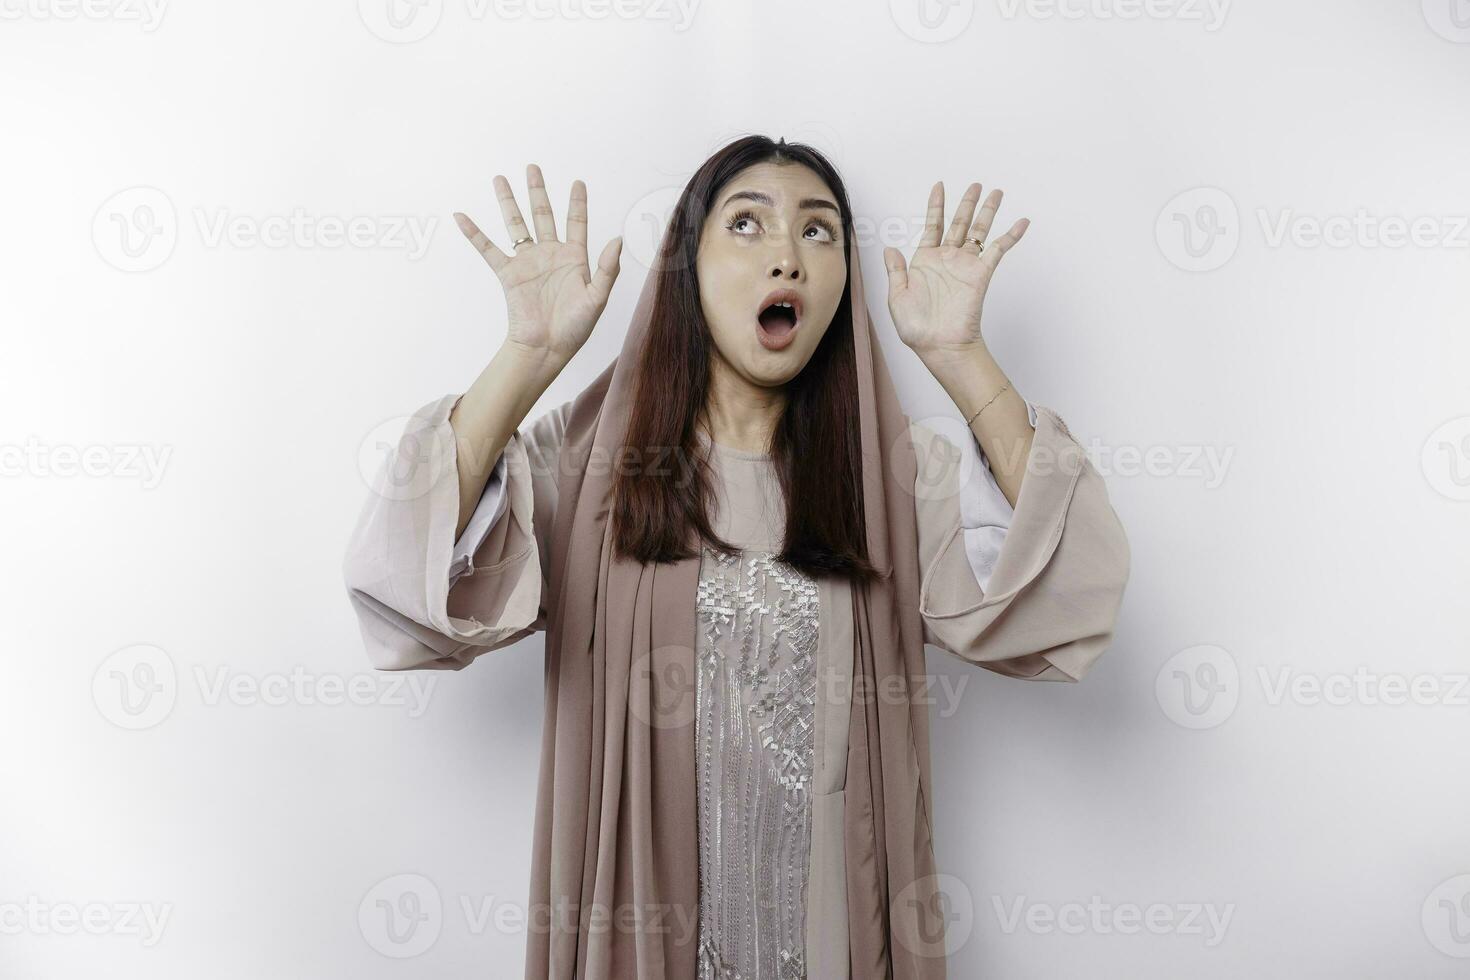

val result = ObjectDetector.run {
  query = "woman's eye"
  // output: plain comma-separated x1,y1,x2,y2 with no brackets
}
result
727,210,760,235
727,209,838,242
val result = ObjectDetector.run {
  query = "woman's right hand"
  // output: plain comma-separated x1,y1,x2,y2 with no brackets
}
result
454,163,623,369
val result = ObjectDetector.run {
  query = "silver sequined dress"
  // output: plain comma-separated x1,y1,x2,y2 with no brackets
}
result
693,438,819,980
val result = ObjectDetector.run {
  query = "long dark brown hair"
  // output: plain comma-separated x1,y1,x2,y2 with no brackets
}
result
611,134,880,584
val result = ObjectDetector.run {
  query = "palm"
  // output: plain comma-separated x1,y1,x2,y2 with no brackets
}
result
454,163,622,365
889,245,995,350
497,240,604,358
884,181,1029,357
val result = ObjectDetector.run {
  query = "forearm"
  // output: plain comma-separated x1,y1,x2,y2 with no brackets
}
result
919,342,1034,507
449,341,565,539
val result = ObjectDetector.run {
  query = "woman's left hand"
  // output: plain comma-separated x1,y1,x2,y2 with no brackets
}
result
884,182,1029,358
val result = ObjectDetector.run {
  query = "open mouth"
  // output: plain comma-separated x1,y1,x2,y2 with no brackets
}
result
759,303,798,333
755,288,803,350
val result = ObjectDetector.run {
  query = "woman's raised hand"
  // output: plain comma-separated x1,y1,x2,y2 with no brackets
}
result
883,181,1029,359
454,164,623,368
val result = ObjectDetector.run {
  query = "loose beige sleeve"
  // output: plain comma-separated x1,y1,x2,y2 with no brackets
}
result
341,393,571,671
912,405,1131,682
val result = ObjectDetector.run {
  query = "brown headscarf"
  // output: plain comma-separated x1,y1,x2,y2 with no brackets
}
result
523,221,946,979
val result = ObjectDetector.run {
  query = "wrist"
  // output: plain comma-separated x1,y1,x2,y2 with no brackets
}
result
917,340,994,385
919,343,1016,424
499,340,569,388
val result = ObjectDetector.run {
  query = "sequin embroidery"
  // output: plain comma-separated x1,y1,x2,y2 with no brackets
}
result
694,544,819,980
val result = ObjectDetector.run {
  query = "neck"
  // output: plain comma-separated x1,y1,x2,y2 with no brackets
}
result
702,351,787,455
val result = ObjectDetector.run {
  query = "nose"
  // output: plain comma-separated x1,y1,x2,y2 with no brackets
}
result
767,253,802,281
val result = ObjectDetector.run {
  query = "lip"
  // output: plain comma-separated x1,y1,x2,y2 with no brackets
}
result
754,287,804,351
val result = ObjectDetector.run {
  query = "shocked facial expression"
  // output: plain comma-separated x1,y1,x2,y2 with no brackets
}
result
695,162,849,388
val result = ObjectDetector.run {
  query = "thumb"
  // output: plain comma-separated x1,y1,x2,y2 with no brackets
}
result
589,236,622,306
882,246,908,295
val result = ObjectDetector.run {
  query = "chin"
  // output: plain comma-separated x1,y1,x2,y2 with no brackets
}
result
743,351,809,387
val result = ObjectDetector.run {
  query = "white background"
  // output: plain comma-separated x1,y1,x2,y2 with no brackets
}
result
3,0,1469,976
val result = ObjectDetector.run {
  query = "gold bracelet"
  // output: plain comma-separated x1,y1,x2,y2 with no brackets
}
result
965,381,1010,427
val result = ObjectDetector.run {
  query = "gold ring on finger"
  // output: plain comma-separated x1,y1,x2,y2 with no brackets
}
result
964,236,985,252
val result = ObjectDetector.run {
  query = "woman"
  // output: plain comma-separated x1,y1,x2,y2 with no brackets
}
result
343,135,1129,979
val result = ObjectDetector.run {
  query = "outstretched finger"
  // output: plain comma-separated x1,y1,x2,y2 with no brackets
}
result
493,174,533,248
917,181,946,248
565,179,588,252
982,217,1030,265
454,212,508,272
942,183,983,248
967,188,1004,249
526,163,558,242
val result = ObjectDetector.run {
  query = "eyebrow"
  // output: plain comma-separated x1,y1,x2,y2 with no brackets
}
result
720,189,839,214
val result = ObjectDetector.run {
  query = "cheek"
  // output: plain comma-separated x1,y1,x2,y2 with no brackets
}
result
699,247,760,324
807,255,848,320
